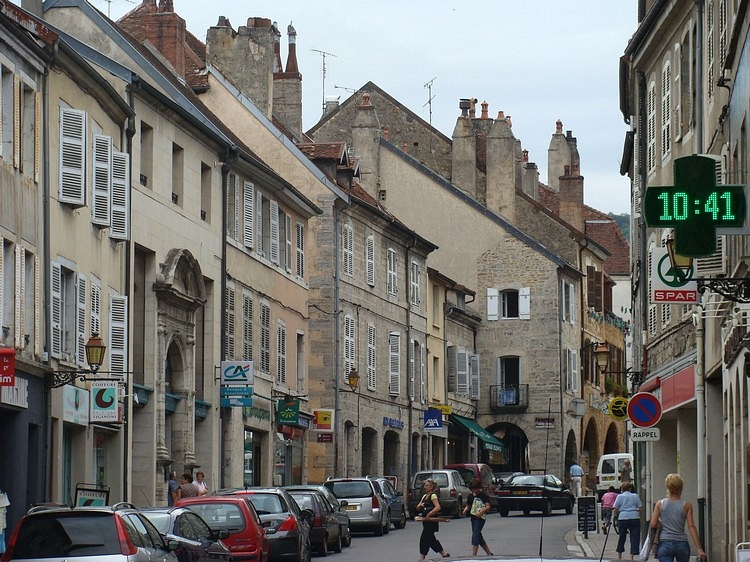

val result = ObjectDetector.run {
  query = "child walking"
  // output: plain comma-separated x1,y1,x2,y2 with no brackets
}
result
462,477,494,556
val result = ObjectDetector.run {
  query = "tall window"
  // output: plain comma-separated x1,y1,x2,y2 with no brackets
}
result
410,261,420,306
344,314,355,381
661,59,671,159
496,356,520,406
387,248,397,296
565,349,579,392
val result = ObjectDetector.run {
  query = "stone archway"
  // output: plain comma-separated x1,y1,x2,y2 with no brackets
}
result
582,419,601,492
383,430,401,479
488,423,529,472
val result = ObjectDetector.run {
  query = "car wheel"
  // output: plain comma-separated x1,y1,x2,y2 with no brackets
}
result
302,538,312,562
374,522,384,536
499,507,509,517
383,511,391,534
333,531,342,553
341,524,352,547
318,535,328,557
394,507,407,529
542,500,552,516
565,500,574,515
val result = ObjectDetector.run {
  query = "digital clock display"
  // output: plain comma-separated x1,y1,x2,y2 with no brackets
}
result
644,187,746,226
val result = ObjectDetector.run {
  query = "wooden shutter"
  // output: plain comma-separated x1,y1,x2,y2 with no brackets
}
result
34,91,41,183
409,339,415,400
12,74,19,169
446,345,457,392
243,181,254,249
255,190,263,253
225,286,235,359
50,262,62,358
487,288,499,320
284,213,292,273
366,235,375,286
295,222,304,278
14,246,23,350
519,287,531,320
76,274,87,367
470,353,480,400
269,200,280,265
343,223,353,275
419,343,426,403
367,324,376,390
33,254,39,356
456,347,469,395
388,331,400,396
92,135,112,226
411,262,420,306
242,293,253,360
0,239,4,337
109,295,128,375
344,315,355,377
111,151,130,240
59,108,86,205
277,321,286,385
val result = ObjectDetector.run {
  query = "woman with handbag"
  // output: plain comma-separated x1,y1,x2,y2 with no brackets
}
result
649,474,706,562
416,479,450,560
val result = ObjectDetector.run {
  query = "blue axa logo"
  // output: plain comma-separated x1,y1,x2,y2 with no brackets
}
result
424,417,441,428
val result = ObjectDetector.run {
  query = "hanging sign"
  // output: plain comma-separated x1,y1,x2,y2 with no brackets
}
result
90,381,119,423
0,348,15,387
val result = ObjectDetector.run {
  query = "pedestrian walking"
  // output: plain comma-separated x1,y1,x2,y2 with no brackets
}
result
601,485,618,533
167,471,180,506
620,458,633,485
416,479,450,560
569,461,585,498
462,478,494,556
649,473,706,562
613,481,642,559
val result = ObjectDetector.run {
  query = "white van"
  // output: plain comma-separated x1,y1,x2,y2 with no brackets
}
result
595,453,633,499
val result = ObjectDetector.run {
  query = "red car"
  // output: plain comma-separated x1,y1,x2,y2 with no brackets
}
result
177,496,269,562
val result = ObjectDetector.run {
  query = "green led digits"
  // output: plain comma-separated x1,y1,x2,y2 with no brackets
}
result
644,155,746,257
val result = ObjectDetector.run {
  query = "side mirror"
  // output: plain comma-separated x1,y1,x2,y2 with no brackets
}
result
166,539,181,552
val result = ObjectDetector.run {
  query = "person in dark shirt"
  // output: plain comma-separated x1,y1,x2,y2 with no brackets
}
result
167,471,180,506
462,478,494,556
180,473,199,498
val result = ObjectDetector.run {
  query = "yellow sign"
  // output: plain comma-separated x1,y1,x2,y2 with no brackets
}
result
609,397,629,421
434,404,452,415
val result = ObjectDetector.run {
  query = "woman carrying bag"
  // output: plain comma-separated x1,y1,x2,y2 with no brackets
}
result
416,479,450,560
648,474,706,562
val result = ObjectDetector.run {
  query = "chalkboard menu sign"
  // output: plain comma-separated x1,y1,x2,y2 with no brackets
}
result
577,496,597,532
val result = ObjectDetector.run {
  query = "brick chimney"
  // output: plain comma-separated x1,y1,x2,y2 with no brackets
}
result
117,0,187,77
351,92,381,197
559,163,584,231
206,17,275,119
273,22,303,139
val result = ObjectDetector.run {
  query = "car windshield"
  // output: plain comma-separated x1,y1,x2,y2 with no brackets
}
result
509,475,544,486
414,472,449,488
141,512,171,534
185,502,245,532
247,493,284,514
325,481,373,498
11,513,121,558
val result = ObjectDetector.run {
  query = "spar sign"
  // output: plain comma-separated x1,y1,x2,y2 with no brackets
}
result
650,247,697,304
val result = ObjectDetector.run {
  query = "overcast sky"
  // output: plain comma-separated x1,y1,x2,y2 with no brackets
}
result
103,0,636,214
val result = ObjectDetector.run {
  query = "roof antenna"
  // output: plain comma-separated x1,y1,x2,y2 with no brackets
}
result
312,49,337,115
423,77,437,128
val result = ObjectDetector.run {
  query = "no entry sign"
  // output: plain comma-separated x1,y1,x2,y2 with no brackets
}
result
627,392,663,428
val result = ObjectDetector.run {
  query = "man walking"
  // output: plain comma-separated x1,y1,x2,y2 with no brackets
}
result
569,461,584,498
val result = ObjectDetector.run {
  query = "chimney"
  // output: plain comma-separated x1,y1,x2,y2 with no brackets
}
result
351,92,381,196
559,163,584,231
206,17,275,118
547,119,569,191
486,111,519,221
452,99,477,197
273,23,282,73
521,160,539,199
273,22,303,138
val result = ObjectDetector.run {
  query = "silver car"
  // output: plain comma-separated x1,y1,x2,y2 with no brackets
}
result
322,477,389,536
2,503,179,562
408,469,471,518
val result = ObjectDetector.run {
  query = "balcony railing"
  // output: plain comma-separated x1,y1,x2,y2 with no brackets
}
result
490,384,529,412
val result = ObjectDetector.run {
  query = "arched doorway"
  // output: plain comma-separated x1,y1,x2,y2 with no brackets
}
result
564,429,578,476
362,428,378,475
383,430,400,479
582,419,601,492
488,423,529,473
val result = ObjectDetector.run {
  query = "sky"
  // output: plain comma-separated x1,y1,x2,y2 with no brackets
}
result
102,0,636,214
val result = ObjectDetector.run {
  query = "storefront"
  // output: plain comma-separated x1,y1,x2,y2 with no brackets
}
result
449,414,507,465
275,398,310,486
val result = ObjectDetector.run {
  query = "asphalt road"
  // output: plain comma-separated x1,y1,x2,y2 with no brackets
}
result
324,511,584,561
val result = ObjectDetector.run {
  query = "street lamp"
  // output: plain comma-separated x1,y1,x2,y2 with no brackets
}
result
346,369,360,392
590,341,643,394
50,333,119,388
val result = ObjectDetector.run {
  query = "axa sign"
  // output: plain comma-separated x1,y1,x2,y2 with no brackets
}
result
423,408,443,431
221,360,254,385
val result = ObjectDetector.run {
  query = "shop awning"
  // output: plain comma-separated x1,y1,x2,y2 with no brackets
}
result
451,415,505,453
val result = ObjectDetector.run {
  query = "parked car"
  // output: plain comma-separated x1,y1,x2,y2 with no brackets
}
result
369,476,407,529
445,463,498,511
285,489,341,556
322,477,389,536
493,471,524,486
213,488,311,562
407,469,470,518
496,473,575,516
0,502,179,562
140,506,231,562
282,485,351,547
176,495,269,562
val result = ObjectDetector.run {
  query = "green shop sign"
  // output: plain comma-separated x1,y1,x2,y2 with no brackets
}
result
277,398,300,425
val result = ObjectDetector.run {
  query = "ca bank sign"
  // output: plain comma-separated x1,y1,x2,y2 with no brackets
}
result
650,247,698,304
221,360,254,385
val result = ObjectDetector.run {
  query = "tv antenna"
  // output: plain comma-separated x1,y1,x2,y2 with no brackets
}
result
334,85,357,94
312,49,337,114
423,77,437,128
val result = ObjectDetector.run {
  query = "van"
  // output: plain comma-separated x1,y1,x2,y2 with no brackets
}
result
595,453,634,499
444,463,498,511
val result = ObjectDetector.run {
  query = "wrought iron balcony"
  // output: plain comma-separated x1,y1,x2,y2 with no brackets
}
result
490,384,529,412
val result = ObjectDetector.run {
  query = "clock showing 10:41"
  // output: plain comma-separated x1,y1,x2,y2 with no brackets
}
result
644,155,747,257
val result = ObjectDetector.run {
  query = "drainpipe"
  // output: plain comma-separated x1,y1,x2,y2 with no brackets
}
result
694,0,706,547
405,241,415,481
333,199,344,477
42,49,52,504
557,269,566,476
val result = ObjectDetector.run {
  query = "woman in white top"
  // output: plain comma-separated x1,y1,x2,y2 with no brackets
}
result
195,471,208,496
649,473,705,562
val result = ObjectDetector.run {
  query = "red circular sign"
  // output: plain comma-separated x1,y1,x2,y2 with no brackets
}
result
627,392,663,428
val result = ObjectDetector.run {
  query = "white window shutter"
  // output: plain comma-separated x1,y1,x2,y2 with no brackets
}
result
225,286,235,359
14,246,23,350
344,315,355,377
76,274,87,367
409,339,415,400
91,281,101,336
242,293,253,361
389,331,400,396
295,222,304,278
411,261,420,306
51,262,62,358
255,190,263,253
343,223,353,276
277,321,286,385
34,92,41,183
284,213,292,273
470,353,480,400
13,74,19,169
243,181,255,249
446,346,457,392
571,350,579,392
109,295,128,375
270,200,280,264
111,151,130,240
420,343,426,403
33,254,39,355
59,107,86,205
487,288,499,321
366,235,375,286
92,134,112,226
519,287,531,319
456,348,469,395
569,283,576,325
232,175,240,241
367,323,376,390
